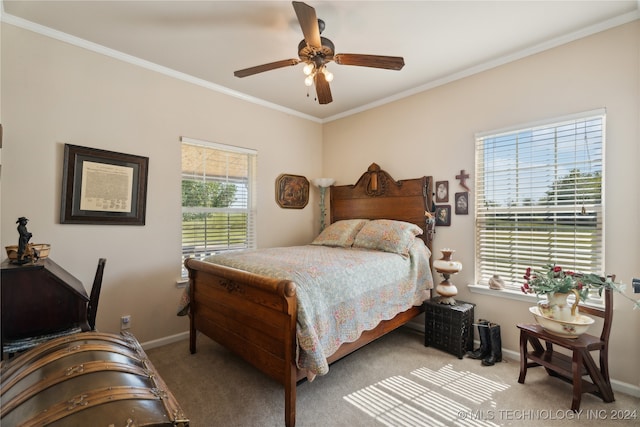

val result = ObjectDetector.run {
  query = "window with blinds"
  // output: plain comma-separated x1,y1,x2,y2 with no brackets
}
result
181,137,257,276
475,110,605,292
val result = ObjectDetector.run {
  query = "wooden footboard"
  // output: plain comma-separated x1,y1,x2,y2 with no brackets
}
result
184,257,299,427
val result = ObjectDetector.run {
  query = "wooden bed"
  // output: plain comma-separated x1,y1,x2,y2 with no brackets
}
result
184,163,434,427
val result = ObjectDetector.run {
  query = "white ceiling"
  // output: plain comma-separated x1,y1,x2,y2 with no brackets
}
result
3,1,638,122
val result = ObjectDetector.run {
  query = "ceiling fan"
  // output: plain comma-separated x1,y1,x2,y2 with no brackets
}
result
233,1,405,105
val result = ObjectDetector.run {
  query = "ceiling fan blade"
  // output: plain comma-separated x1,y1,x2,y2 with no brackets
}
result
292,1,321,48
314,71,332,104
334,54,405,70
234,59,301,78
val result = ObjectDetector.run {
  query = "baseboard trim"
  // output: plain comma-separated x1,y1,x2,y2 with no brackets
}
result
141,331,189,351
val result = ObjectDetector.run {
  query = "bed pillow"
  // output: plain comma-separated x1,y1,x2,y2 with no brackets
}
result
353,219,423,256
310,219,369,248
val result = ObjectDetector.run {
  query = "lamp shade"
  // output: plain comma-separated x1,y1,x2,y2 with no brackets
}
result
312,178,335,188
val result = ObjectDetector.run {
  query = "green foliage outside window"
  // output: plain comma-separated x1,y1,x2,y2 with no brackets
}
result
182,180,237,220
540,169,601,206
181,179,248,254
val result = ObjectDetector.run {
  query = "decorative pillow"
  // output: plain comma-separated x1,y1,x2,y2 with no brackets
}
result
310,219,369,248
353,219,423,256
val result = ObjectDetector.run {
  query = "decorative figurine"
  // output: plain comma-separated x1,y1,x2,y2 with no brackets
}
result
13,216,34,264
489,274,505,290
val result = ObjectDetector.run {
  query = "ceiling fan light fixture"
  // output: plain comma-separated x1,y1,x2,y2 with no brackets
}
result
304,74,315,87
303,62,314,76
322,66,333,82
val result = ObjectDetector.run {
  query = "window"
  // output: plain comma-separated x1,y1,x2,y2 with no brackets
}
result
181,137,257,276
475,110,605,292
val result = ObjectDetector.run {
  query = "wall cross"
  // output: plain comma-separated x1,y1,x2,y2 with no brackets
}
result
456,169,471,191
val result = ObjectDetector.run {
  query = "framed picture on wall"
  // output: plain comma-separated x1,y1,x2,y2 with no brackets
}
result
60,144,149,225
455,192,469,215
435,181,448,203
435,205,451,226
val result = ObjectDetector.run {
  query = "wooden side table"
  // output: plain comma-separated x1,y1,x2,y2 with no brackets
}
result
424,298,475,358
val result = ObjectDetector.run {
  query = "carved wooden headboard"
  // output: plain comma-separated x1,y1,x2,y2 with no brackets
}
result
329,163,435,250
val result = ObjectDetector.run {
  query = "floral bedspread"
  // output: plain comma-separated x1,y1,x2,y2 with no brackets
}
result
180,240,432,376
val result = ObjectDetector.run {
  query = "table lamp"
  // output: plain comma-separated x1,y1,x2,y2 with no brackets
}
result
433,248,462,305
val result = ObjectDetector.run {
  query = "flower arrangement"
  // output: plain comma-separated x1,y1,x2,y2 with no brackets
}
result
521,264,640,310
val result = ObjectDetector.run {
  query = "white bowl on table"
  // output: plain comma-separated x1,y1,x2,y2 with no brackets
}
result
529,306,594,338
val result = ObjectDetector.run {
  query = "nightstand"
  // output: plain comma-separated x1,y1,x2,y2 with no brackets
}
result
424,298,475,358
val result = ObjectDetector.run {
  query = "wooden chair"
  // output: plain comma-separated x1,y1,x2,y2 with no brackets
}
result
2,258,106,355
517,286,614,411
86,258,106,330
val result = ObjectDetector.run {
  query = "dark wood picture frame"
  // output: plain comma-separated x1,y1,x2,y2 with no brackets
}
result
275,174,309,209
435,205,451,226
60,144,149,225
435,180,449,203
455,192,469,215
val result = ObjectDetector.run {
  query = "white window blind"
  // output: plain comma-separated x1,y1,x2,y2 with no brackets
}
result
181,137,257,276
475,110,605,291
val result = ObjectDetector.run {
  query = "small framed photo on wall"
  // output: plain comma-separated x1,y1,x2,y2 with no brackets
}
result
435,181,449,203
455,192,469,215
435,205,451,226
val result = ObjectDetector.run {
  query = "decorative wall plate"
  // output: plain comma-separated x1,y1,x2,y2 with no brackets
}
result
275,174,309,209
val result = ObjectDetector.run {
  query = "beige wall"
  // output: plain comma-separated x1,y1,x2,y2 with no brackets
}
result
2,18,639,392
324,21,640,390
1,24,322,344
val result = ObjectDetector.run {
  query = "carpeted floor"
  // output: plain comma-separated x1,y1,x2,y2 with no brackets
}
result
146,327,639,426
